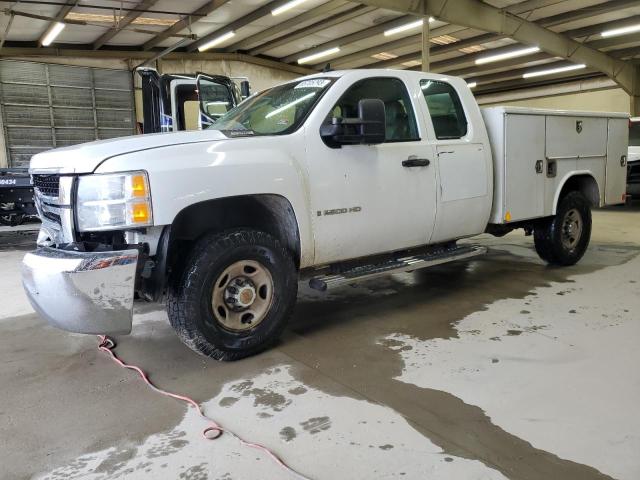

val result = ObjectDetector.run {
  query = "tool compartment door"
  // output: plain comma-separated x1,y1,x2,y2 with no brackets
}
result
605,117,628,204
504,114,545,221
546,115,607,159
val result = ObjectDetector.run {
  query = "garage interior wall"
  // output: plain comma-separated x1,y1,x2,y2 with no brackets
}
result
482,88,630,114
0,59,135,168
0,56,300,167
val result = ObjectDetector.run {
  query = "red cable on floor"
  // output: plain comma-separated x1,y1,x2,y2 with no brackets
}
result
97,335,311,480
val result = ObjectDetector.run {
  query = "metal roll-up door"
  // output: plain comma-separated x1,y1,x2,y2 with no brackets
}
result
0,60,135,168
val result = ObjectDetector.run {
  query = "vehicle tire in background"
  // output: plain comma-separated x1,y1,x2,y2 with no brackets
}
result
534,191,592,266
167,229,298,360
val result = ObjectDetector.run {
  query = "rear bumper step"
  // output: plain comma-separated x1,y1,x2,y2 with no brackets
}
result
309,244,487,291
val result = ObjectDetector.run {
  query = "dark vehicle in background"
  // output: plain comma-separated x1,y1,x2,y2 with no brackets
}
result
0,168,35,226
136,68,250,134
628,117,640,198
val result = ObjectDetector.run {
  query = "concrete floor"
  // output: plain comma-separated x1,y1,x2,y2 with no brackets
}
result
1,206,639,480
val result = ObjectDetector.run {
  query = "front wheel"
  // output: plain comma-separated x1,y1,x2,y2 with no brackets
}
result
534,191,592,266
167,229,298,360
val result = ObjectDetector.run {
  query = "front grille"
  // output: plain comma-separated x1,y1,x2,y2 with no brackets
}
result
42,211,61,224
32,174,60,198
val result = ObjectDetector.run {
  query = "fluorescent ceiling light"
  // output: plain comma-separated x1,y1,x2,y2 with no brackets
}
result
475,46,540,65
42,22,65,46
272,0,308,16
266,92,315,118
467,82,477,88
298,47,340,64
198,31,235,52
384,17,434,36
522,63,586,78
601,23,640,37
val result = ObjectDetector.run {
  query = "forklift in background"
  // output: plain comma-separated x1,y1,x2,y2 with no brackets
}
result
136,67,251,133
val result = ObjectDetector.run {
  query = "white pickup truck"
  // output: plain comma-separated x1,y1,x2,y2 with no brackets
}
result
22,69,628,360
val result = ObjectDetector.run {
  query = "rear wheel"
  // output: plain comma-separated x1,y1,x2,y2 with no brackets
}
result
534,191,592,266
167,229,298,360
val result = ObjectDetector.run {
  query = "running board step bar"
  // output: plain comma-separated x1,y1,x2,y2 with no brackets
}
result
309,245,487,291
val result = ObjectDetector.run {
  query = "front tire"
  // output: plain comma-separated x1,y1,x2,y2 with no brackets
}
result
167,229,298,360
534,191,592,266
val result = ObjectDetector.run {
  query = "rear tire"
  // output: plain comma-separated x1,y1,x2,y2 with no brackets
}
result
534,191,591,266
167,229,298,360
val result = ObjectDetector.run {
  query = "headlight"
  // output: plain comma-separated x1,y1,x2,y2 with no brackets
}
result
76,171,153,231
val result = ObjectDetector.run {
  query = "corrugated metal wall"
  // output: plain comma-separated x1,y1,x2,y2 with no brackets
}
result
0,60,135,168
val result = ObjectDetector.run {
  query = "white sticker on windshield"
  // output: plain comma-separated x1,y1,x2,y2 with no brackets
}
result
294,79,331,89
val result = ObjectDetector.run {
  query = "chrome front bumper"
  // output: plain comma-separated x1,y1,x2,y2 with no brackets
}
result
22,247,139,335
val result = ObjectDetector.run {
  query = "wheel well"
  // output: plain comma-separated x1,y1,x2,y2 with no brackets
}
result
168,194,301,273
557,174,600,210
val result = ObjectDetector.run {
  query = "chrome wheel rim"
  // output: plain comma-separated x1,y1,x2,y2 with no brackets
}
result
211,260,274,332
561,208,583,250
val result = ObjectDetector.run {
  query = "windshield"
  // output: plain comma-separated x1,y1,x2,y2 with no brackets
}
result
209,77,334,136
630,121,640,147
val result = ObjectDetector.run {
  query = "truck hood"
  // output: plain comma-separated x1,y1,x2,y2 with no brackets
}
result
29,129,230,174
629,146,640,163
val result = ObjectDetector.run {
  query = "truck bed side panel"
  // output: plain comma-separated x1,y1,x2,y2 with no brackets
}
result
605,118,628,204
482,106,628,225
504,114,545,221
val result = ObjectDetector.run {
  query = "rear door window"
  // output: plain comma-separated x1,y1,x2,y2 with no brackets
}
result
420,80,468,140
327,77,420,142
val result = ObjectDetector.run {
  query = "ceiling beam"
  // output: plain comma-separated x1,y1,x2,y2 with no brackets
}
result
295,0,564,67
473,70,603,96
533,0,640,28
249,4,378,56
37,0,77,47
587,32,640,51
327,31,501,69
225,0,351,52
337,0,632,70
280,14,430,64
349,5,640,71
562,15,640,41
187,0,293,52
355,0,636,94
93,0,159,50
142,0,229,51
0,46,314,74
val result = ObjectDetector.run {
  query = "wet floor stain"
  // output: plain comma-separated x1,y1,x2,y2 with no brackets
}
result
3,234,639,479
279,426,297,442
283,245,637,480
300,416,331,434
147,430,189,459
287,386,307,395
218,396,239,408
178,462,208,480
93,446,137,475
245,388,290,412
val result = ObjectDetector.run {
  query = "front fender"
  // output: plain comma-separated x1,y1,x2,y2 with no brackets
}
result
95,133,314,267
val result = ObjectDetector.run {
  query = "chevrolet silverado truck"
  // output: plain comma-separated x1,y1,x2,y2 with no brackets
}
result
22,69,628,360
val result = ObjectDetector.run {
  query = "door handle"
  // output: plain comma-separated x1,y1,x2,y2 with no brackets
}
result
535,160,543,174
402,156,431,167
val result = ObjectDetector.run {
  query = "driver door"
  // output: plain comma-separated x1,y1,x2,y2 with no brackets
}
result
305,76,438,265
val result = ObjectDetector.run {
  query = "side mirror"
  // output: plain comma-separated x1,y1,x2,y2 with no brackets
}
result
320,98,386,147
240,80,251,99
